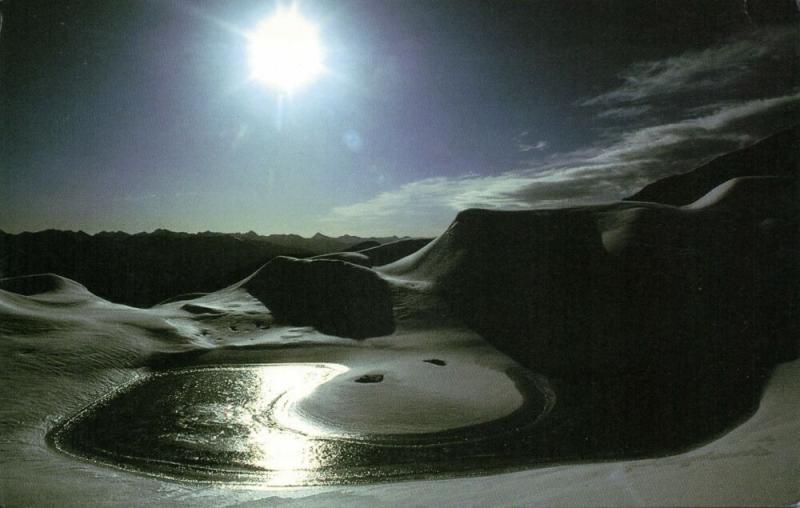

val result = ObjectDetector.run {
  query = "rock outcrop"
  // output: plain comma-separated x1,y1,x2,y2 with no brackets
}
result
240,256,394,339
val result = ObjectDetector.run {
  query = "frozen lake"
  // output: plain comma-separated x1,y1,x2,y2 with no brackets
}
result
48,363,554,485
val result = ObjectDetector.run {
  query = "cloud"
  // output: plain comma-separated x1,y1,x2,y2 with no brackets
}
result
588,93,799,164
513,131,548,153
330,178,453,219
595,105,652,120
325,91,799,235
578,28,798,138
517,140,548,153
582,29,794,109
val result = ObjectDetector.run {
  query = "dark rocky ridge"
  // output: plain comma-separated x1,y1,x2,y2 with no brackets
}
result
625,125,799,205
393,128,799,377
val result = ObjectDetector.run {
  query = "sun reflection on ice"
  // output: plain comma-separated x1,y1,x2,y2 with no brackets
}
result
50,361,554,485
245,364,348,479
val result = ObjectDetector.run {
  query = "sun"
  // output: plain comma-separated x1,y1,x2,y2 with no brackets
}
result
247,7,325,94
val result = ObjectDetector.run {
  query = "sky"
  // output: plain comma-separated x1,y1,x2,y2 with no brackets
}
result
1,0,798,236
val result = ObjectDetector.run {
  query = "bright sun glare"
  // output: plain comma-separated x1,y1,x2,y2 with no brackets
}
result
247,7,325,93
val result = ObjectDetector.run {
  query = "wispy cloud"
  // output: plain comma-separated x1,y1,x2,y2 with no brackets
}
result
325,91,798,235
517,140,548,153
513,131,549,153
587,93,799,164
595,105,652,120
581,29,793,109
324,31,799,236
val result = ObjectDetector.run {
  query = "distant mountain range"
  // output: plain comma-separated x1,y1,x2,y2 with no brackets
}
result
228,231,404,255
0,229,406,307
